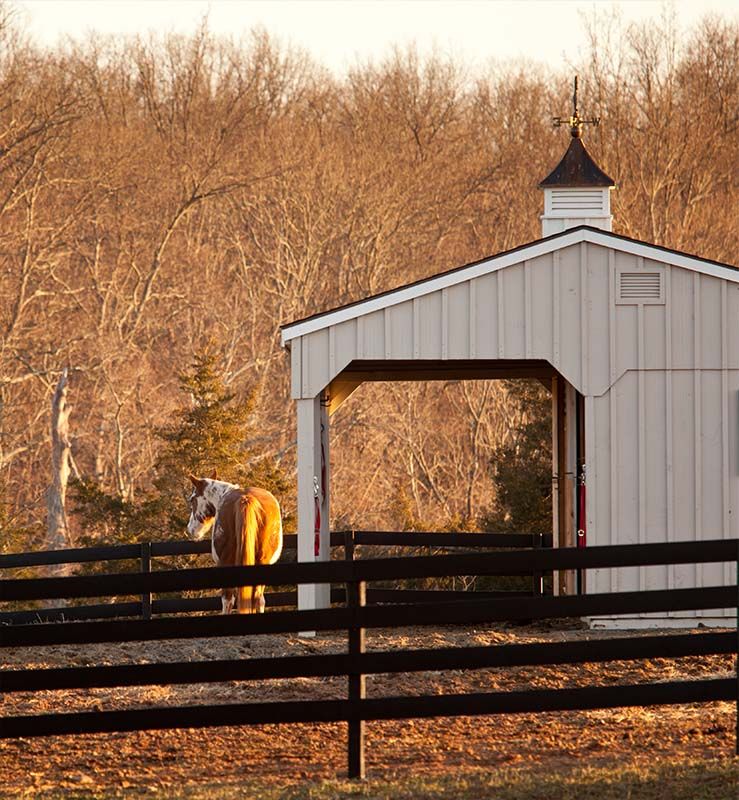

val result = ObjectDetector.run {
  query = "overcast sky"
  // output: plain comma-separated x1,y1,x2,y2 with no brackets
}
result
14,1,739,73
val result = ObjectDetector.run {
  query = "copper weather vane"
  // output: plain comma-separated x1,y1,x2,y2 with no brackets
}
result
552,76,600,138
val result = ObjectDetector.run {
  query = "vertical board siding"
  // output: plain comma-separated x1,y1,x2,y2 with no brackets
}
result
418,293,443,359
524,260,532,358
664,266,675,608
730,370,739,542
446,283,470,359
290,339,303,399
529,253,554,361
362,310,385,360
502,263,526,358
728,284,739,368
700,370,725,587
637,300,646,592
670,267,695,368
558,245,583,388
333,319,358,377
692,273,703,608
644,370,669,593
614,304,638,382
700,275,723,369
671,369,697,613
303,329,329,399
614,371,640,591
644,305,667,369
586,245,610,395
552,250,561,365
497,271,506,358
590,394,612,595
580,243,589,395
721,282,731,596
386,302,414,360
468,281,477,359
472,273,498,358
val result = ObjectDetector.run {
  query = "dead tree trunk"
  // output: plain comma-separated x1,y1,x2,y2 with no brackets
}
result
46,368,72,580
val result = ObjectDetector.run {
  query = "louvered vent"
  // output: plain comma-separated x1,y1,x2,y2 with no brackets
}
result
618,272,663,303
550,189,604,213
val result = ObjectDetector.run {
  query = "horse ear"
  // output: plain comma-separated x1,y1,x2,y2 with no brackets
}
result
210,469,218,480
188,474,200,487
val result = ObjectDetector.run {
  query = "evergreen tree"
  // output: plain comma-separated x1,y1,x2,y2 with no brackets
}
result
72,349,289,543
481,380,552,534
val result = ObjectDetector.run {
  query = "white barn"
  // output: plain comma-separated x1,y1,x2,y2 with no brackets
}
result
280,115,739,628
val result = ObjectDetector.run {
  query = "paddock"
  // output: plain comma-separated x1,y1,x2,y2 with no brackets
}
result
1,536,737,785
1,623,734,797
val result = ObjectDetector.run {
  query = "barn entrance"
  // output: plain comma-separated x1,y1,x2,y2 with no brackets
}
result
321,358,584,603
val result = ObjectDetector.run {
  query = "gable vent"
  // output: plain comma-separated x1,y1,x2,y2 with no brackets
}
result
617,272,663,304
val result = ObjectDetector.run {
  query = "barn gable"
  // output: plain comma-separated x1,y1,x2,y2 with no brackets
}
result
282,226,739,402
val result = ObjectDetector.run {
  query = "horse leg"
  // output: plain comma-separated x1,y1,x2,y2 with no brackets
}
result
255,585,266,614
221,588,236,615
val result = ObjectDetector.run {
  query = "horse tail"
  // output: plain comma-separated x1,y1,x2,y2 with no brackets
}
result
236,493,260,614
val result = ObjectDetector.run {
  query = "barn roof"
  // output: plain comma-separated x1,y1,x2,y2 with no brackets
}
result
281,225,738,344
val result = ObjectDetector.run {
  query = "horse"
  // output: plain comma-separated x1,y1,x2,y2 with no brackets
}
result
186,473,283,614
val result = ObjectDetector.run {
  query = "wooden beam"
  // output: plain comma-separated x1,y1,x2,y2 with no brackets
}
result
340,359,555,384
327,377,362,416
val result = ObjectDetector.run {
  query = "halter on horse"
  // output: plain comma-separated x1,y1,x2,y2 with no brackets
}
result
186,474,283,614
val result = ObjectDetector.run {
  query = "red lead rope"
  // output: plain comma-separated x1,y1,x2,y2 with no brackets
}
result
314,496,321,557
577,481,586,548
314,433,327,558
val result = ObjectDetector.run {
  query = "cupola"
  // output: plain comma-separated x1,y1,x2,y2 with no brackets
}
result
539,77,615,236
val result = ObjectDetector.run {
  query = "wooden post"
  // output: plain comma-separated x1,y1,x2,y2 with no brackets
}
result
347,578,366,780
140,542,151,620
344,530,355,565
531,533,543,597
555,377,577,596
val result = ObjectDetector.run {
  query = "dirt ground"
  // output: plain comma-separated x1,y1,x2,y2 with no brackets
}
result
0,623,736,797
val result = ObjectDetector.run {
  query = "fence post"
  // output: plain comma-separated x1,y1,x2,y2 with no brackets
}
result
344,530,355,564
347,575,366,780
531,533,543,597
140,542,151,620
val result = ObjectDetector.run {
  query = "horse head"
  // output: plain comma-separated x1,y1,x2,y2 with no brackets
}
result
186,473,217,538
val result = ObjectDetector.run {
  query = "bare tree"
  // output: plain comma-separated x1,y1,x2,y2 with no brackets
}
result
45,368,72,569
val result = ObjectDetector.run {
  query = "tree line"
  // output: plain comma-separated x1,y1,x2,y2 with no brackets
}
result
0,5,736,551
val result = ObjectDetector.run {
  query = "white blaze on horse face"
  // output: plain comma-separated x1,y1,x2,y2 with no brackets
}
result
187,490,215,539
186,479,239,539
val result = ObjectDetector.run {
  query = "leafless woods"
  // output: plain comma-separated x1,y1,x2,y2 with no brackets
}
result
0,9,736,548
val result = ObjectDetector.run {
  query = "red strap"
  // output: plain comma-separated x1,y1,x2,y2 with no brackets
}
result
314,496,321,556
577,483,586,547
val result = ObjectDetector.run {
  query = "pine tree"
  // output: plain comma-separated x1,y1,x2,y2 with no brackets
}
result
481,380,552,535
72,349,289,543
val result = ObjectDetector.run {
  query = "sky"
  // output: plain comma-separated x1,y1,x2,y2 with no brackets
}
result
14,0,739,74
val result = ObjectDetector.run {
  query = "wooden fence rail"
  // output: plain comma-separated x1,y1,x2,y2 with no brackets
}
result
1,538,737,779
0,530,551,625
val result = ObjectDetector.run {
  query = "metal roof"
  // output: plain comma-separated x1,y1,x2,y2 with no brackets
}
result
539,137,615,188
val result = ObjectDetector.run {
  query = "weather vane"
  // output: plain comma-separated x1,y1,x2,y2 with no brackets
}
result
552,76,600,138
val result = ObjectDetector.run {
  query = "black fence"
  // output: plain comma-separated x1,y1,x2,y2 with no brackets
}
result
0,538,737,778
0,530,551,625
